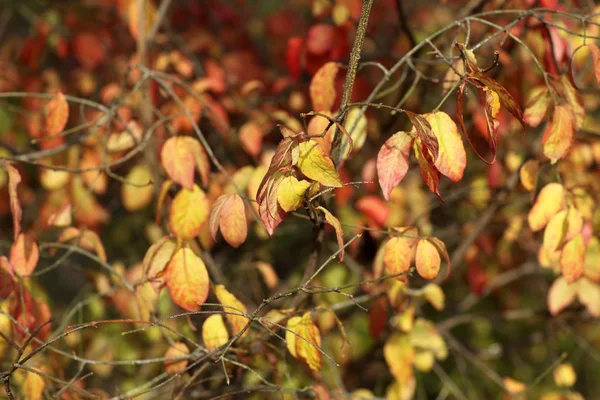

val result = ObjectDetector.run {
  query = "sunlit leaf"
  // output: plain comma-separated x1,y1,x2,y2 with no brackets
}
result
202,314,229,350
58,227,107,262
143,236,176,292
164,342,189,374
277,176,311,212
376,131,412,200
423,284,444,311
161,136,210,190
576,277,600,317
122,165,154,211
297,140,342,187
553,363,577,387
527,183,564,232
503,377,526,395
415,239,440,280
215,284,249,337
384,333,415,385
169,185,210,240
340,107,367,161
165,248,210,311
23,367,45,400
257,171,287,236
292,312,322,372
310,62,339,112
219,194,247,248
542,105,574,164
519,160,539,192
9,234,39,277
425,111,466,182
4,161,21,240
413,139,442,200
523,87,551,127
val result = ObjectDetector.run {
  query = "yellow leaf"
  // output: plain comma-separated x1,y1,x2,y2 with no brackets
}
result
543,208,583,254
415,239,440,280
58,227,106,262
48,204,72,227
527,183,565,232
384,333,415,385
127,0,157,40
503,377,526,395
286,316,302,358
523,87,550,127
277,176,311,212
23,368,45,400
410,318,447,360
219,194,247,248
297,140,342,187
542,105,574,164
121,164,153,211
9,233,39,276
294,312,322,372
561,234,585,283
169,185,209,240
425,111,466,183
553,363,576,387
520,160,539,192
165,248,209,311
214,284,249,337
164,342,189,374
202,314,229,350
340,107,368,161
423,283,445,311
161,136,209,190
317,206,345,261
576,277,600,317
255,261,279,290
384,237,411,278
4,161,21,240
548,277,577,315
143,236,176,292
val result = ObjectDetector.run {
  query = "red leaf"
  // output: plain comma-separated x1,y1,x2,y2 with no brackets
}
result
286,37,305,80
376,131,413,200
4,161,22,240
413,139,442,201
46,91,69,137
405,112,438,162
307,24,336,55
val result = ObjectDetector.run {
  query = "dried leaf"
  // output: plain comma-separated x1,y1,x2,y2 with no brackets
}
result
415,239,440,280
425,111,466,182
317,207,345,261
215,284,249,337
527,183,565,232
169,185,210,240
413,139,442,200
297,140,342,187
310,62,339,112
406,112,438,162
164,342,189,374
46,91,69,136
165,248,209,311
542,105,574,164
376,131,413,200
202,314,229,350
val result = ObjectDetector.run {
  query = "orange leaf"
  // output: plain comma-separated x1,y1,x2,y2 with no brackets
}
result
0,257,15,298
523,87,551,128
406,112,438,162
384,237,411,278
202,314,229,350
542,105,574,164
161,136,210,190
219,194,247,248
425,111,466,182
587,43,600,83
415,239,440,280
46,91,69,136
310,62,339,112
239,121,263,157
209,195,229,241
23,366,45,400
413,139,442,200
58,227,107,262
169,185,210,240
214,284,248,337
254,262,279,290
548,277,577,315
143,236,176,292
561,234,585,283
164,342,189,374
317,207,345,261
257,171,288,236
9,234,39,277
527,183,565,232
377,131,413,201
4,161,22,240
165,248,209,311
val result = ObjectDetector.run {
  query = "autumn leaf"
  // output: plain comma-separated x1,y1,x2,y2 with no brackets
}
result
219,194,247,248
553,363,577,387
161,136,210,190
297,140,342,187
10,234,39,277
576,278,600,317
255,262,279,290
557,75,585,130
287,312,322,372
523,87,551,127
0,257,15,298
423,284,445,311
164,342,189,374
406,112,438,163
586,43,600,83
413,139,442,200
384,333,415,385
415,239,440,280
527,183,565,232
169,185,210,240
543,208,583,254
317,206,345,261
127,0,157,40
257,171,288,236
48,203,72,227
165,248,210,311
277,176,311,212
339,107,367,161
425,111,466,182
122,165,154,211
143,236,176,292
202,314,229,349
561,234,585,283
4,161,22,240
239,121,263,157
542,105,574,164
519,160,539,192
376,131,413,200
46,91,69,136
58,227,107,262
23,367,46,400
310,62,339,112
469,74,525,127
384,237,411,278
214,284,249,337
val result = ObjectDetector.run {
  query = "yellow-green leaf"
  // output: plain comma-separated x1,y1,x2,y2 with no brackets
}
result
169,185,209,240
297,140,342,187
202,314,229,350
277,176,311,212
425,111,466,182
